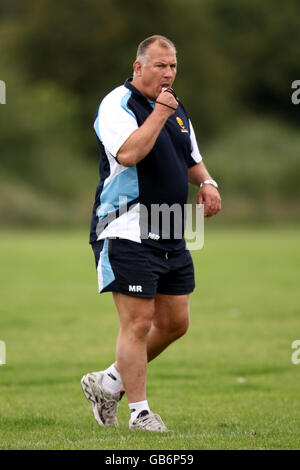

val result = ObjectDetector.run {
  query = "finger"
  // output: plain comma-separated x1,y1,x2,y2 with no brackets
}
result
207,200,221,217
197,192,203,206
204,202,212,217
204,199,219,217
163,87,177,98
158,89,178,106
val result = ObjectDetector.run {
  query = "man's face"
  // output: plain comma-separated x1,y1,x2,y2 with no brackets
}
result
134,42,177,101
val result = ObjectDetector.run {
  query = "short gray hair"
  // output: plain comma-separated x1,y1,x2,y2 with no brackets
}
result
136,35,176,65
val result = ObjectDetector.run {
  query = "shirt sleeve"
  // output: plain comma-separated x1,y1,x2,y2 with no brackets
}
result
188,119,203,167
94,88,138,158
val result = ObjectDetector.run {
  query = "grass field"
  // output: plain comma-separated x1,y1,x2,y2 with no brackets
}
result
0,225,300,450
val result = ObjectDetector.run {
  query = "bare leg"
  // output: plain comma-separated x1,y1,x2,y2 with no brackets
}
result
113,293,190,401
113,292,155,403
146,293,190,362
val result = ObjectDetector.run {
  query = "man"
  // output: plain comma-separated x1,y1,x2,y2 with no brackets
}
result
81,35,221,432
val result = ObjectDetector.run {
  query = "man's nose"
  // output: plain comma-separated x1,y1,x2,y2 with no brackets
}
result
163,66,174,77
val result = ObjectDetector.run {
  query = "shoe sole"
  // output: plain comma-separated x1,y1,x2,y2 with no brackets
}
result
81,373,118,427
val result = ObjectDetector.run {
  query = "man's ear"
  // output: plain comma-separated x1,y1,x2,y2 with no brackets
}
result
133,60,142,77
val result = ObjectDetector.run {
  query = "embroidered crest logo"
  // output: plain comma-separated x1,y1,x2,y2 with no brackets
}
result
176,116,188,133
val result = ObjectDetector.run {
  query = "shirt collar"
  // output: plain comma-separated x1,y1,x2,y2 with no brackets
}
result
124,78,145,97
124,77,156,108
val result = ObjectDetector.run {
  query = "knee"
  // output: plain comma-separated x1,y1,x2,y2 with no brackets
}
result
172,316,190,339
132,317,153,339
126,308,154,339
117,297,155,340
156,315,190,340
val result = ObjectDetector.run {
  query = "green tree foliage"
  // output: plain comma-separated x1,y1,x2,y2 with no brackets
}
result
2,0,300,135
1,0,300,223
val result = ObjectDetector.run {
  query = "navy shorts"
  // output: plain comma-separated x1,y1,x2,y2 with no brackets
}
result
91,238,195,298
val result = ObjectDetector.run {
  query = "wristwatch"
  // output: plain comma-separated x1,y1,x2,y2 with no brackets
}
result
200,179,218,189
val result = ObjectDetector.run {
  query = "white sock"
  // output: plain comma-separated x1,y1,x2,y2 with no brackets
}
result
101,364,123,395
129,400,150,422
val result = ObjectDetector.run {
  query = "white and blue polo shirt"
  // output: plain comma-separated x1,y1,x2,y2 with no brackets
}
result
89,78,202,251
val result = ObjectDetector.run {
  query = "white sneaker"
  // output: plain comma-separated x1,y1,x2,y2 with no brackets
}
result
129,410,168,432
81,371,125,426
